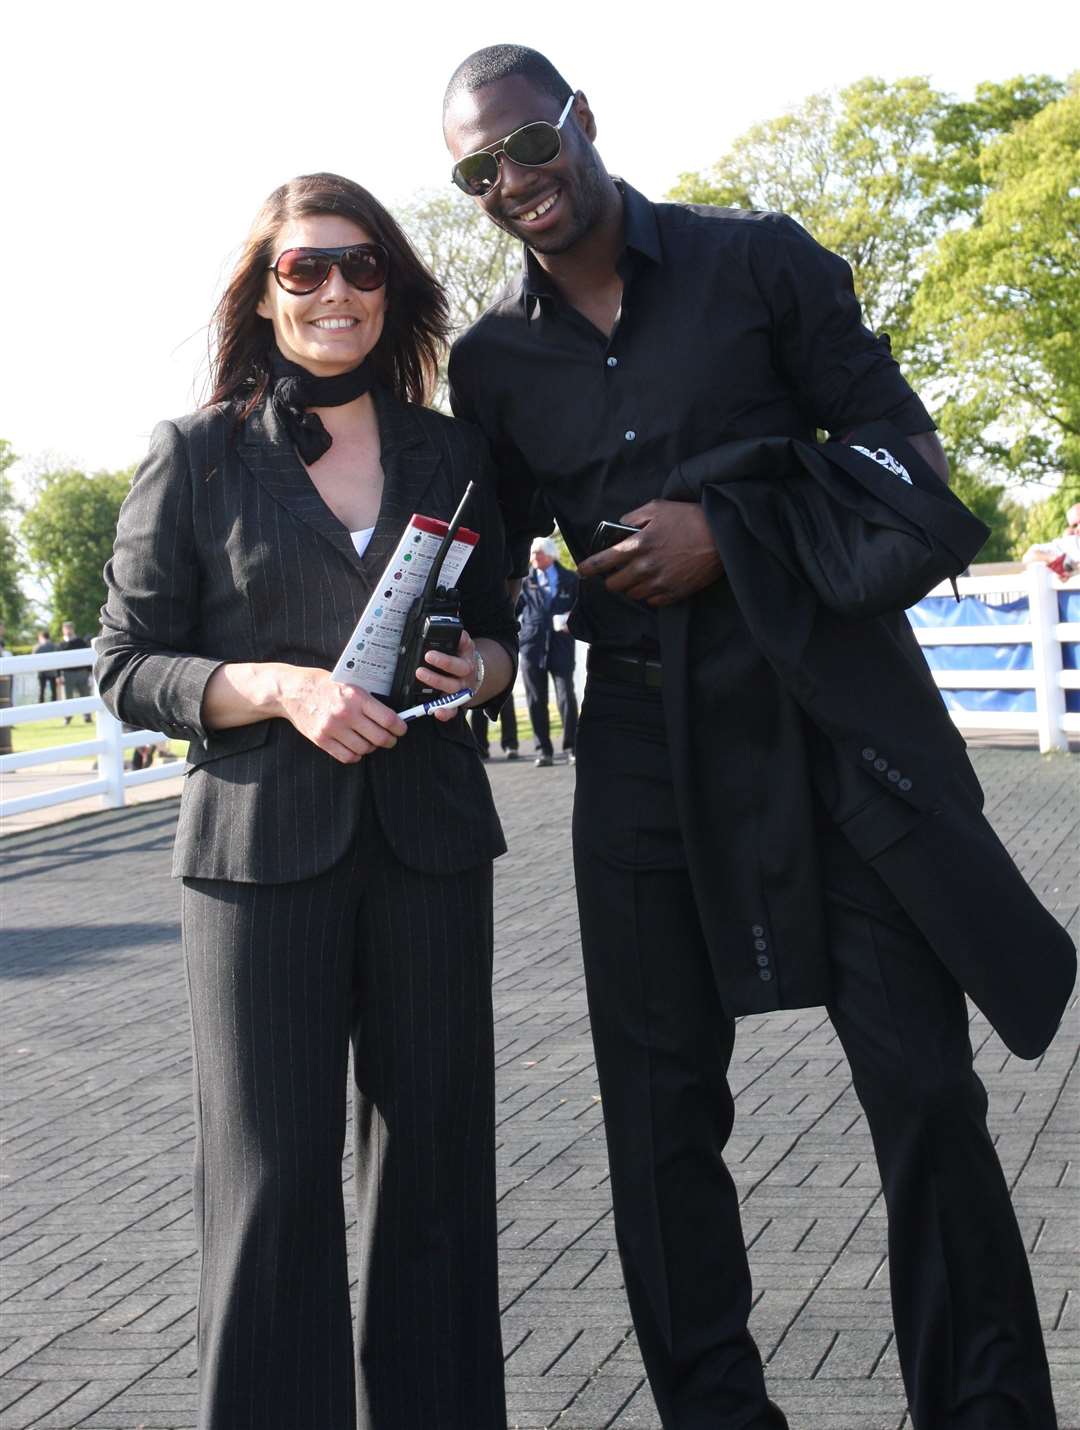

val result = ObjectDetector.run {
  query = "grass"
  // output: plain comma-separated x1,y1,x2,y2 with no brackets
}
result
5,702,566,766
7,718,186,766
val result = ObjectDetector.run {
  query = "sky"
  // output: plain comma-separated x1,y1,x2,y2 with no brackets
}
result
3,0,1078,487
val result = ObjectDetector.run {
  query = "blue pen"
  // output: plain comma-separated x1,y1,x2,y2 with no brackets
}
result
399,688,474,722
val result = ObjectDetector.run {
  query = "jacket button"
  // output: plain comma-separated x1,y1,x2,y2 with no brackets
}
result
756,954,770,968
887,768,901,782
753,938,768,951
751,923,765,937
624,430,636,441
862,747,876,761
759,968,773,982
873,757,888,772
898,777,913,791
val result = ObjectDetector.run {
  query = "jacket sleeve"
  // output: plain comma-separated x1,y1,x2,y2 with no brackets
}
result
94,420,224,743
449,338,554,579
454,428,520,717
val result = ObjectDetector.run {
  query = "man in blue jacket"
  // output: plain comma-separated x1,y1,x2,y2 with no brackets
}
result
517,537,578,767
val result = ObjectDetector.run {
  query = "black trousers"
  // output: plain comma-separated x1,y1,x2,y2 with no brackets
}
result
521,656,578,755
572,679,1056,1430
470,702,520,752
181,812,506,1430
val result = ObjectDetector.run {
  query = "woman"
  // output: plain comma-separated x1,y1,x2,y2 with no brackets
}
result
96,173,517,1430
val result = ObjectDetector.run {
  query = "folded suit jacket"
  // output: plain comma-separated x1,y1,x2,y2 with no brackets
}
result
655,422,1075,1059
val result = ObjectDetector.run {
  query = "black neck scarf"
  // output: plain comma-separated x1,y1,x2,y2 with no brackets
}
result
268,349,374,465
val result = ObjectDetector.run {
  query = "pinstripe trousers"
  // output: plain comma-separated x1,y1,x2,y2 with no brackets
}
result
181,807,507,1430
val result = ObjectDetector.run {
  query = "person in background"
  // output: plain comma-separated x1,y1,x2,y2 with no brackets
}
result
96,171,516,1430
1022,502,1080,578
517,536,578,767
58,621,93,724
32,629,59,703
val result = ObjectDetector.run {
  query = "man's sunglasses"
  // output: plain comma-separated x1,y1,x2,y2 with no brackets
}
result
451,92,576,197
268,242,389,295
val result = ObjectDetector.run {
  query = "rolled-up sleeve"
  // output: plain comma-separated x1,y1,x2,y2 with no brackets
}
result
94,420,224,742
762,215,933,437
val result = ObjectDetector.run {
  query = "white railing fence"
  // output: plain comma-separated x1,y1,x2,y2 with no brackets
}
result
0,648,187,819
1,567,1075,823
909,564,1080,753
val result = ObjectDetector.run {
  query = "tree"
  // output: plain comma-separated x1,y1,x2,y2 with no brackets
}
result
948,468,1023,563
22,467,131,637
398,190,520,408
1012,480,1080,553
669,75,1064,363
912,83,1080,488
0,439,29,638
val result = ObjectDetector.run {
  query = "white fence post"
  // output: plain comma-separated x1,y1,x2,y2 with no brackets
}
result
96,703,127,807
1028,563,1068,754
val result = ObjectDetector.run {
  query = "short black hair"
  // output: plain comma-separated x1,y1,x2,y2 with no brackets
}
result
443,44,572,117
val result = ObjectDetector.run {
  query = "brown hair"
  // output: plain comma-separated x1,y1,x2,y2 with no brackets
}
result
207,173,450,417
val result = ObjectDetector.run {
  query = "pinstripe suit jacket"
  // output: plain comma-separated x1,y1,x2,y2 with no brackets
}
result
96,388,518,883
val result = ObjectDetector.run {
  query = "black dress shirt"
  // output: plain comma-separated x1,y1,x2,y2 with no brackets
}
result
449,180,932,654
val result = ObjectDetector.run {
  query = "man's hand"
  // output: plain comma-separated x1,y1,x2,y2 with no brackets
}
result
576,499,724,606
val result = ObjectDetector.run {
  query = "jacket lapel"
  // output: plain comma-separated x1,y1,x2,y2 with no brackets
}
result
236,388,442,581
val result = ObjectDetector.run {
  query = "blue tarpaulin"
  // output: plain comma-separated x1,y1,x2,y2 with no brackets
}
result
907,590,1080,713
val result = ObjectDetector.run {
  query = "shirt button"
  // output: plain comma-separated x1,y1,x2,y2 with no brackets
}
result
607,356,618,368
898,777,913,792
756,954,770,968
874,758,888,772
862,747,876,761
624,430,636,441
753,938,768,952
751,924,765,937
759,969,773,982
887,768,901,782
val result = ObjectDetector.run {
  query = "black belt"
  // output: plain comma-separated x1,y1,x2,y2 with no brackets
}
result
587,649,663,689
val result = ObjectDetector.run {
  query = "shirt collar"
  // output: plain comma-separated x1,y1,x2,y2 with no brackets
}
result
521,179,662,320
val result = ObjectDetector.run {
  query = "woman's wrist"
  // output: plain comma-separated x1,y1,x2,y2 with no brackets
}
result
204,661,295,728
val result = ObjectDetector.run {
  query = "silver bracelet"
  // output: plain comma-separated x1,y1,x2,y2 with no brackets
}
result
473,649,486,695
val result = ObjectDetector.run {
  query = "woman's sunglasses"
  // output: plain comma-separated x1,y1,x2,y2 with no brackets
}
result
451,93,576,197
268,242,390,295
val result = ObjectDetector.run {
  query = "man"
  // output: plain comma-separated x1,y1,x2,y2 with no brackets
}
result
518,536,578,766
32,629,60,704
1022,502,1080,578
58,620,93,724
444,45,1062,1428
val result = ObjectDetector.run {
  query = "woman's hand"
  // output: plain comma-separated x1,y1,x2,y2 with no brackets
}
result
275,667,408,762
416,631,482,722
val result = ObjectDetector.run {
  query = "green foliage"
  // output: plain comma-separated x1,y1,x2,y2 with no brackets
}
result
1012,480,1080,551
671,77,947,351
0,438,29,637
913,83,1080,488
669,74,1065,371
22,466,131,637
948,468,1023,562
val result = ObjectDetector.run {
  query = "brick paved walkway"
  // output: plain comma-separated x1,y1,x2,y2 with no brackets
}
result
1,749,1077,1429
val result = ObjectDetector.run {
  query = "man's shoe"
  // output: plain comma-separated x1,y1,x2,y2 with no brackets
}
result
567,751,576,765
505,749,520,761
534,754,554,767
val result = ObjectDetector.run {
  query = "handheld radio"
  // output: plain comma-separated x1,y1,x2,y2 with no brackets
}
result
389,482,475,710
